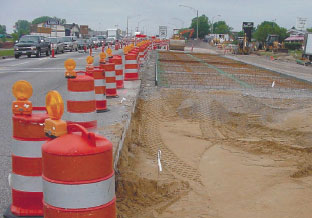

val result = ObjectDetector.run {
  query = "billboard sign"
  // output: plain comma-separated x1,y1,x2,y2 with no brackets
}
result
47,19,60,25
80,25,88,35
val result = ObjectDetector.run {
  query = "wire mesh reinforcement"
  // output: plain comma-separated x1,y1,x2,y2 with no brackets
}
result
157,51,312,92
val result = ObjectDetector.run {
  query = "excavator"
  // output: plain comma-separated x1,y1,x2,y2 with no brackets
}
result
237,33,250,55
236,22,253,55
169,28,194,51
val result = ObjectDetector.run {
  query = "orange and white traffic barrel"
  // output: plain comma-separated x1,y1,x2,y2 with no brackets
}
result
42,124,116,218
109,55,123,89
93,67,108,112
103,63,117,97
9,107,48,217
66,73,97,129
139,46,145,66
124,54,139,81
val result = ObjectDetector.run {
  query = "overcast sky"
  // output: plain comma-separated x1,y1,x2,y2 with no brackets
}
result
1,0,311,35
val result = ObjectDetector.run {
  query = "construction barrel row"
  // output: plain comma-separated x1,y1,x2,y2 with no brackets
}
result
6,40,155,218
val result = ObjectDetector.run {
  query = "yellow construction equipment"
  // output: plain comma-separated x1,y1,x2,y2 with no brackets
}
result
169,28,194,51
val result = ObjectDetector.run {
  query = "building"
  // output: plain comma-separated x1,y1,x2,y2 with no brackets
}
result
64,23,80,37
30,22,65,37
285,27,306,43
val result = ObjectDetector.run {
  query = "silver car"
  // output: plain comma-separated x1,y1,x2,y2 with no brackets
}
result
62,36,78,52
47,37,64,54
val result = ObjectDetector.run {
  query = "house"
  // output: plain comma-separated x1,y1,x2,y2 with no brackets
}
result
285,27,306,43
64,23,80,37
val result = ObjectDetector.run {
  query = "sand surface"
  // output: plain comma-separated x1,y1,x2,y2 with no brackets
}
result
116,88,312,218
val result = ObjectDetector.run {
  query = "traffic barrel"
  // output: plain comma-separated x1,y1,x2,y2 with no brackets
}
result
139,46,145,66
66,73,97,129
93,66,108,112
85,56,94,75
124,54,139,81
42,124,116,218
99,52,106,66
5,81,48,217
8,107,48,217
103,63,117,97
109,55,124,89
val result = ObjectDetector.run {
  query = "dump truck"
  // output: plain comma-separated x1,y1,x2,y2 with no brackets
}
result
169,28,194,51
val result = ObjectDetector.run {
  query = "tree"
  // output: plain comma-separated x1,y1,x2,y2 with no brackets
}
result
32,16,66,25
190,15,210,39
32,16,52,24
0,25,6,34
253,21,289,43
15,20,31,38
307,28,312,33
212,21,232,34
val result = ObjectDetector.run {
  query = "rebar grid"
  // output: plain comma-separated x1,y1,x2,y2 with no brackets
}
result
157,51,312,91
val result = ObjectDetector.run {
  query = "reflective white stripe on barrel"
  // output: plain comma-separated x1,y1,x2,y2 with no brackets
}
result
43,175,115,209
106,83,116,89
125,60,137,64
94,79,105,87
125,69,138,73
116,75,123,80
95,94,105,100
12,174,42,192
67,91,95,101
12,140,43,158
68,112,96,122
115,65,123,70
106,71,115,77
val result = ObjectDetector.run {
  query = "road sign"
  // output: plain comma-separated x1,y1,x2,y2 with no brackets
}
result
47,19,60,25
159,26,167,38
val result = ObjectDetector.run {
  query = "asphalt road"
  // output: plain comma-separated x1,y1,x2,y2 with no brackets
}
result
0,48,122,215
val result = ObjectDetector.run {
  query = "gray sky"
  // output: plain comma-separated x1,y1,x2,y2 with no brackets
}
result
1,0,311,35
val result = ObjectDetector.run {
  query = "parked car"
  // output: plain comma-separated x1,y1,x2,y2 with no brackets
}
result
105,37,115,46
62,36,78,51
77,38,89,51
85,38,93,48
14,35,50,58
47,37,64,54
90,37,101,47
96,35,106,46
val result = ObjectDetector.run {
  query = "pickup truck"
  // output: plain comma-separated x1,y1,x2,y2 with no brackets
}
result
62,36,78,51
14,35,50,58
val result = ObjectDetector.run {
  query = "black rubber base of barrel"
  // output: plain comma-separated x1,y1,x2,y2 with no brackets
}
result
3,206,43,218
107,95,119,99
96,108,110,113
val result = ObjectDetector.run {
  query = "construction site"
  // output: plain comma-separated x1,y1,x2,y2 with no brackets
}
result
116,46,312,217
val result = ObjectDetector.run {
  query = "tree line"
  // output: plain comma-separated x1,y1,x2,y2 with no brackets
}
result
183,14,312,42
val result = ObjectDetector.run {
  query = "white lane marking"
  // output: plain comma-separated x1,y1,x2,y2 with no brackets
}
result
10,61,32,67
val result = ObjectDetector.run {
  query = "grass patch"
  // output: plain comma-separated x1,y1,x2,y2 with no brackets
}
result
288,50,303,59
0,49,14,57
258,51,278,58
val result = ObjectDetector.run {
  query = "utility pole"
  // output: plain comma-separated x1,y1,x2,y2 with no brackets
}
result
179,4,199,40
196,10,199,40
